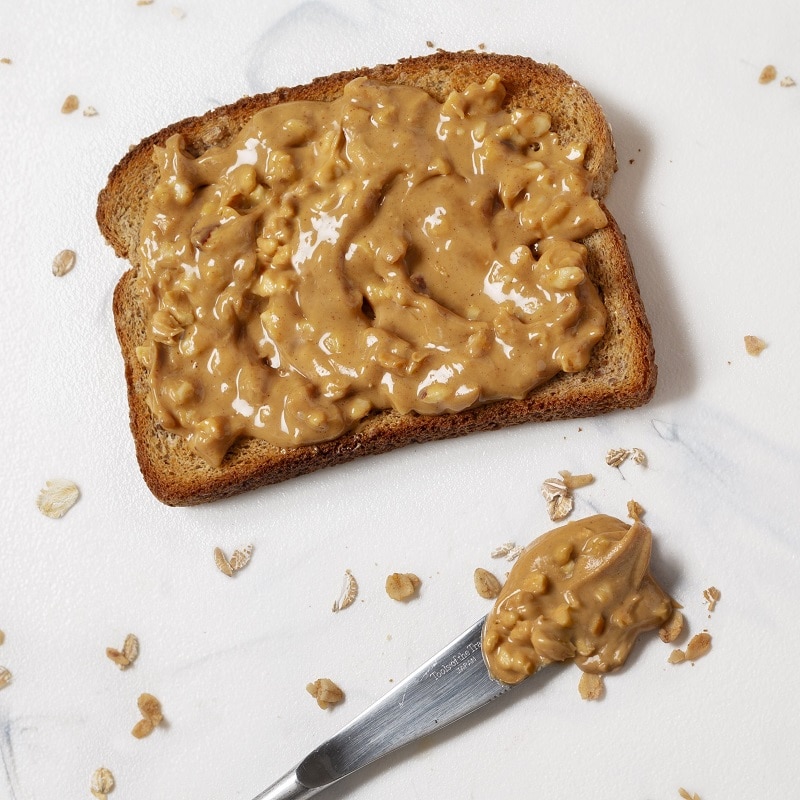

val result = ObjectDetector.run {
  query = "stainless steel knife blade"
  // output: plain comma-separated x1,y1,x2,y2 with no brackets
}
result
251,616,512,800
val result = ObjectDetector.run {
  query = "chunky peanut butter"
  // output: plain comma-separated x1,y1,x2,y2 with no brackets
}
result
136,75,608,465
482,515,674,685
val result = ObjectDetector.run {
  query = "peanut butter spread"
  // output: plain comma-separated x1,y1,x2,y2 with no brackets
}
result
482,515,674,685
136,75,608,465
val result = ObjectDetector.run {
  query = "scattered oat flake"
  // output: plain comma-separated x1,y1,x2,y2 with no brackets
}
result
123,633,139,662
0,667,11,689
541,476,568,501
213,547,234,577
744,335,767,356
541,476,573,521
332,569,358,613
491,542,523,561
138,692,163,724
679,790,701,800
780,76,796,87
90,766,115,797
703,586,721,613
228,544,253,572
578,672,604,701
0,57,11,65
107,633,139,669
605,448,629,467
36,479,80,518
630,447,647,466
136,0,154,4
668,648,686,664
83,106,99,117
106,648,130,669
473,568,502,599
659,609,684,644
547,493,573,521
685,632,712,661
61,94,79,113
132,692,163,737
759,64,777,84
52,248,76,276
558,470,594,490
385,572,421,601
306,678,344,709
504,544,523,561
0,630,5,646
131,718,154,739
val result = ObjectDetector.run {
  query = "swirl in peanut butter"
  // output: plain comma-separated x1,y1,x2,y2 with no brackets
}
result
136,75,608,465
482,515,674,685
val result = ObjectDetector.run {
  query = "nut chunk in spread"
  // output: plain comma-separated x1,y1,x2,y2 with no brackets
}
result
137,74,608,465
482,515,674,685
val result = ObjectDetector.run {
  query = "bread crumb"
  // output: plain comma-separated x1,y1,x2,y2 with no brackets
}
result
36,479,80,518
703,586,721,613
759,65,777,84
426,40,434,48
306,678,344,709
0,630,5,646
106,633,139,670
478,42,486,50
780,75,796,87
0,57,11,65
541,476,573,521
83,106,99,117
578,672,604,700
90,766,115,799
385,572,421,601
744,335,767,356
0,667,11,690
332,569,358,612
132,693,163,737
473,568,502,599
659,609,684,643
52,248,76,276
61,94,79,114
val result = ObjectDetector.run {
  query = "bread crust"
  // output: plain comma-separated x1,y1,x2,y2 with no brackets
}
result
98,51,656,506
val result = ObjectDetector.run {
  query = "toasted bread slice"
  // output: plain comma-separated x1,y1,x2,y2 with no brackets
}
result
97,51,656,506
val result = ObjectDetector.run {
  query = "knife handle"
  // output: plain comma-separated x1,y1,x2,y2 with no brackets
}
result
251,768,321,800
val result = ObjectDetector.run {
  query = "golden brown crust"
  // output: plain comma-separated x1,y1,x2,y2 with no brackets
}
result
98,51,655,506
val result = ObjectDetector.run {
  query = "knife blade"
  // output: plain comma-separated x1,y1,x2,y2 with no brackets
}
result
251,616,512,800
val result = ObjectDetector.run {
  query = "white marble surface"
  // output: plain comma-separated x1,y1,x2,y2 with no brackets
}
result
1,1,799,798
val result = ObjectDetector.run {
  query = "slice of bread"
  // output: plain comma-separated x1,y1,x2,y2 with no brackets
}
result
97,51,656,506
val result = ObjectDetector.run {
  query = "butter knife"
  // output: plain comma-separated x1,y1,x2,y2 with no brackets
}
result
251,616,511,800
